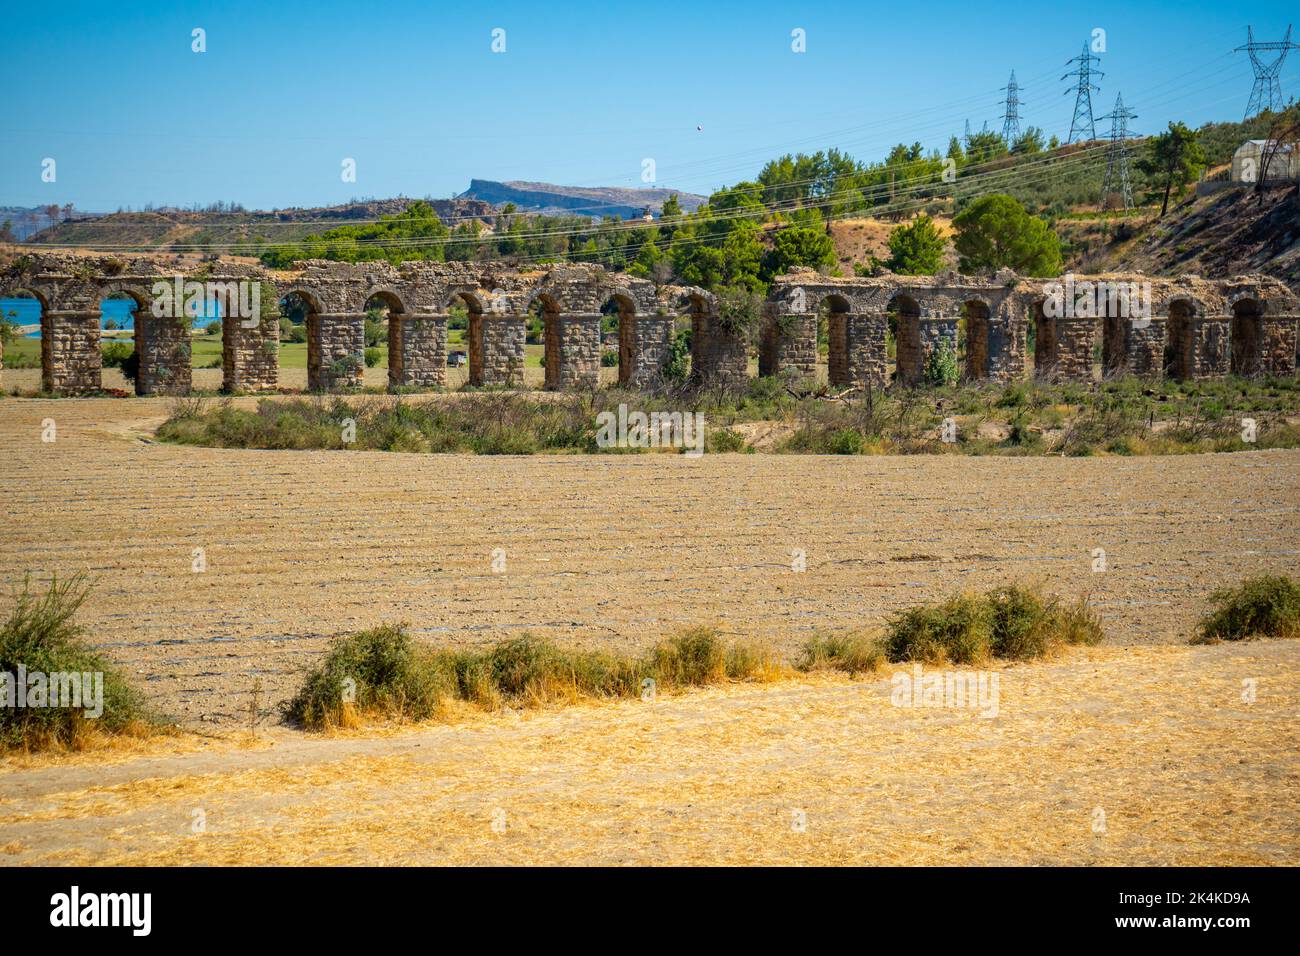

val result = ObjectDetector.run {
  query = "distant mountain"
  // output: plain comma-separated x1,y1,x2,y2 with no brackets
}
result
459,179,706,219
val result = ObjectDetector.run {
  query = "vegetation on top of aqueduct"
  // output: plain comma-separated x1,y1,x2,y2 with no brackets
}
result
155,374,1300,458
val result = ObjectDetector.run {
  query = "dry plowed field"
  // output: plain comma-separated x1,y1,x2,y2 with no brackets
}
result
1,397,1297,866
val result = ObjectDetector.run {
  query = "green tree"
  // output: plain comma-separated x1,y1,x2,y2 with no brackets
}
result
760,226,835,281
882,214,946,275
1139,121,1206,217
952,194,1062,277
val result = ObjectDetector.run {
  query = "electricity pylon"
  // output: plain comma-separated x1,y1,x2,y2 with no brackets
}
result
1099,93,1138,210
1235,25,1299,119
1000,71,1022,145
1063,41,1104,143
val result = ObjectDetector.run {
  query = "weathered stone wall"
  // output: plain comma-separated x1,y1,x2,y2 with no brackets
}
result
1261,317,1299,375
1190,319,1232,379
759,314,817,379
390,314,447,389
1056,318,1100,382
307,313,365,391
620,315,674,389
1126,320,1167,378
135,315,192,396
546,314,600,389
474,317,526,386
691,318,749,387
897,318,959,386
828,313,889,388
222,315,279,393
42,311,101,395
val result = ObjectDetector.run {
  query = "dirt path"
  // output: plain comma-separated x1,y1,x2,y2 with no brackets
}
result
2,397,1298,726
1,640,1295,865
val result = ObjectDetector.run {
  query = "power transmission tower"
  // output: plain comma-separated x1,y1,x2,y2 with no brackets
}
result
1063,41,1104,143
1099,93,1139,210
1001,71,1022,145
1235,25,1299,119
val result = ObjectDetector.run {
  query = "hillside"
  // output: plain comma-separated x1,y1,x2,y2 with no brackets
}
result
459,179,706,219
26,198,495,250
1059,184,1300,283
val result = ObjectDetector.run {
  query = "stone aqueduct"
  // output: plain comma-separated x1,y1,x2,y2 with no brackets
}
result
1,253,1296,396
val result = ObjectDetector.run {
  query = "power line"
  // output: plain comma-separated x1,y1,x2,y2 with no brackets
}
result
1235,24,1299,118
1063,41,1104,143
1098,93,1139,210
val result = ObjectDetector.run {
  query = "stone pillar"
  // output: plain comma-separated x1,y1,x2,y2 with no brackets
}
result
222,313,279,393
390,313,447,390
1048,317,1099,382
759,313,817,379
1124,319,1166,379
543,313,601,389
829,312,888,388
473,315,526,386
41,310,102,395
986,315,1025,383
1260,316,1298,375
691,315,748,388
135,315,192,396
897,317,958,386
308,312,365,391
621,314,674,389
1190,318,1231,379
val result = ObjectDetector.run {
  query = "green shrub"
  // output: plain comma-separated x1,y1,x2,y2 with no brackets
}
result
648,627,726,686
883,585,1102,664
600,349,618,367
205,321,222,336
1195,575,1300,642
827,428,864,455
282,623,456,728
0,574,156,750
884,593,993,664
364,347,383,368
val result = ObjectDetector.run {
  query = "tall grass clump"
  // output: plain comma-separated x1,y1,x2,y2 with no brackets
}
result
284,625,781,730
797,634,884,674
1194,574,1300,643
883,584,1102,664
0,574,156,751
282,623,457,728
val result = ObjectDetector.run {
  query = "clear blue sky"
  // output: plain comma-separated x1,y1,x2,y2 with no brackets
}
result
1,0,1296,212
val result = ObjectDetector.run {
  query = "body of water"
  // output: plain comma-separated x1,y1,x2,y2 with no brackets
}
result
1,297,222,337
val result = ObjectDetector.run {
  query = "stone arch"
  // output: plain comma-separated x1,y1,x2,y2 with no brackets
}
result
822,294,853,384
888,293,923,385
445,290,487,384
3,287,51,391
362,287,407,315
961,299,992,382
98,285,147,394
443,289,487,314
1230,297,1265,377
279,288,326,391
362,288,406,382
1162,297,1199,380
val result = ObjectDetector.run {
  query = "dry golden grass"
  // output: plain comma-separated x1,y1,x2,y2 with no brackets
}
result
1,641,1295,866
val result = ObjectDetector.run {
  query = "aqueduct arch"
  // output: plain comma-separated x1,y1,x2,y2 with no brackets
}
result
1,254,1294,396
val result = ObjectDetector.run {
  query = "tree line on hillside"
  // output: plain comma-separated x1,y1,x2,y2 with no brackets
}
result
249,105,1297,296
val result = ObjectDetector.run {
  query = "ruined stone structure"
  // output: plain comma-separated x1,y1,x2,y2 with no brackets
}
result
2,252,1294,396
769,268,1297,387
